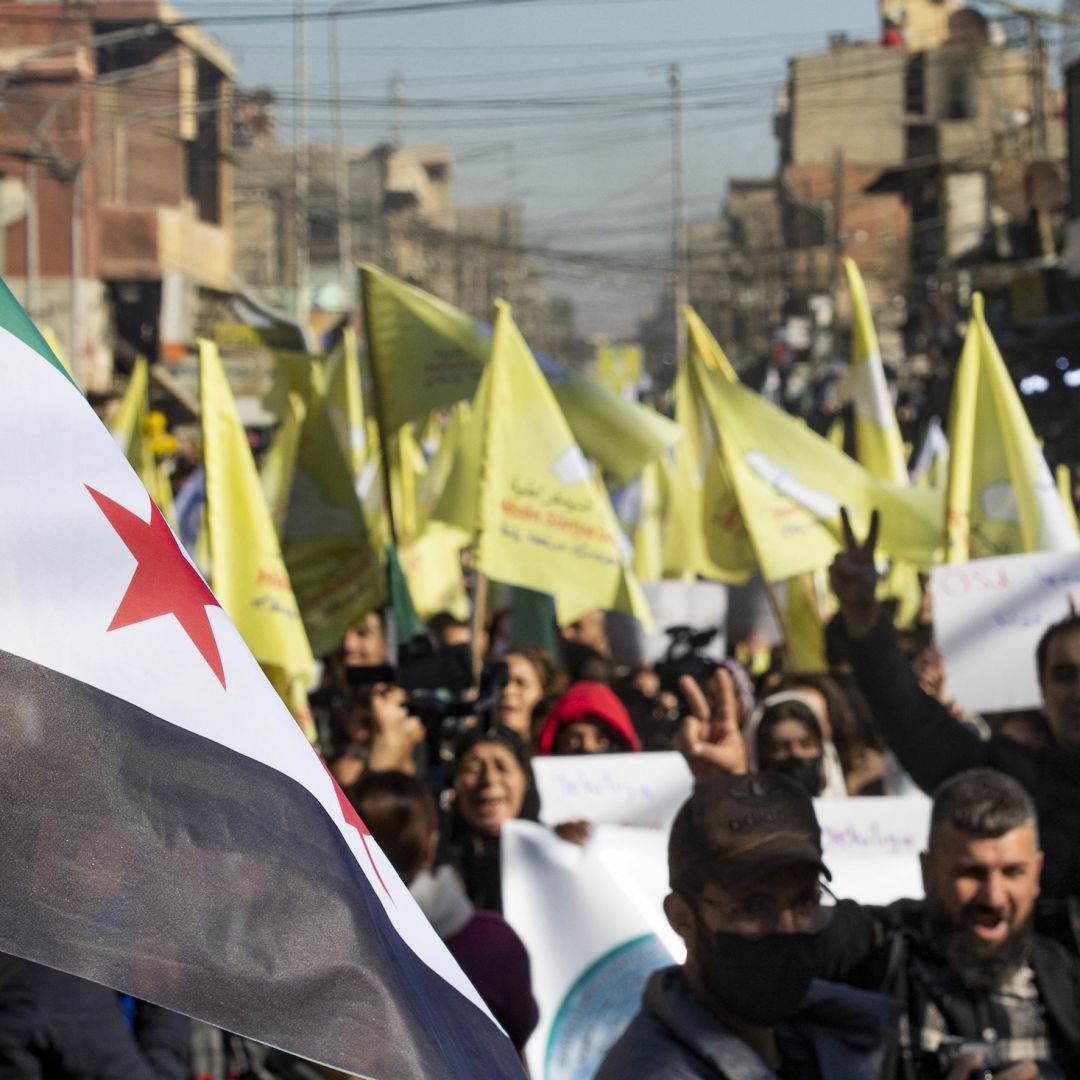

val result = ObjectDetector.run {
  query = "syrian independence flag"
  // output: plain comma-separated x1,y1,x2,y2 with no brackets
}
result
0,283,523,1079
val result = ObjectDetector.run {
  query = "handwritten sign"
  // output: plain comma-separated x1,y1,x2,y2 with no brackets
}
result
932,550,1080,714
533,751,694,831
815,795,930,905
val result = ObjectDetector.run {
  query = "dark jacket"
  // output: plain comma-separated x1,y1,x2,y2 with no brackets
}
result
848,618,1080,897
596,966,898,1080
0,956,190,1080
819,899,1080,1080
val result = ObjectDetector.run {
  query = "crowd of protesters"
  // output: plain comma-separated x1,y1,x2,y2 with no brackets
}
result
3,510,1080,1079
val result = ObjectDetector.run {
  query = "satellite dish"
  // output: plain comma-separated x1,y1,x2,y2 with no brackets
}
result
991,161,1029,217
949,9,990,48
0,177,28,227
1025,161,1066,211
992,160,1066,216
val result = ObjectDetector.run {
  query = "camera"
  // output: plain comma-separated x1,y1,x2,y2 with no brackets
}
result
935,1036,1000,1078
655,625,721,700
345,638,509,759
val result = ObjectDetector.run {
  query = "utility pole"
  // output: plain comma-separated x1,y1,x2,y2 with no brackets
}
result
294,0,310,332
1027,13,1047,157
670,62,688,367
328,11,352,296
389,73,403,147
829,145,844,304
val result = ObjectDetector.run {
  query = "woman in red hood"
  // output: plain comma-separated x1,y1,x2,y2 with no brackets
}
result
536,681,642,756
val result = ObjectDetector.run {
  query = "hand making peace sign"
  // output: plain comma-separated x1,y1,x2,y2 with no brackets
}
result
673,668,748,780
828,507,883,640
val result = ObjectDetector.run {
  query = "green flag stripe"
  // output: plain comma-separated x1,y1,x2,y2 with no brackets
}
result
0,277,76,386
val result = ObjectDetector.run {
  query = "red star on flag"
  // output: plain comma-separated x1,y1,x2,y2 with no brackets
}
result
87,484,226,688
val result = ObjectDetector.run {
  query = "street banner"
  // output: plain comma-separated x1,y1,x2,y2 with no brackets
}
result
932,549,1080,712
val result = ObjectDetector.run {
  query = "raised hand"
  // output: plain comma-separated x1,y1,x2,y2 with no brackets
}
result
674,668,748,780
828,507,882,640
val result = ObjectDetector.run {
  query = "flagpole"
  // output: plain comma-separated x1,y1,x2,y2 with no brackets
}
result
470,568,489,686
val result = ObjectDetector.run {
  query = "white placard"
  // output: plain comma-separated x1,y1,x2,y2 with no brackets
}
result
532,751,694,831
502,821,679,1080
816,795,930,905
931,550,1080,714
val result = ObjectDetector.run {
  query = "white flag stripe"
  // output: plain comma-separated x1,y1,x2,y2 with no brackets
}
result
0,325,487,1018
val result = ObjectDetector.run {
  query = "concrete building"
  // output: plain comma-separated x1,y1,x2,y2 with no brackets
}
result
233,137,457,323
777,4,1066,366
0,0,234,391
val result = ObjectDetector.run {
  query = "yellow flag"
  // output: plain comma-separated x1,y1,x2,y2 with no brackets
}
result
274,365,386,658
397,521,471,621
684,307,739,381
673,337,756,583
826,418,846,451
41,326,78,387
1058,464,1080,537
260,390,305,537
322,328,370,481
690,344,943,581
109,355,176,526
844,258,909,485
199,340,315,733
361,264,680,484
946,293,1079,561
630,461,664,582
784,573,831,672
443,301,652,628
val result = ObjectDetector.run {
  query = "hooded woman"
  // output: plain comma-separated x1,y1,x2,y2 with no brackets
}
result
535,681,642,756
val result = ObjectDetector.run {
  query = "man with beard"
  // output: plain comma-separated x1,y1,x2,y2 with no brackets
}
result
597,773,898,1079
820,768,1080,1079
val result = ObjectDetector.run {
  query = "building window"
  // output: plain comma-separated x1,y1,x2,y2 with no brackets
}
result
905,54,926,116
946,69,974,120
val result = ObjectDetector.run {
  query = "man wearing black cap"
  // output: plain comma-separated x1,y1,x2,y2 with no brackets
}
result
596,773,898,1079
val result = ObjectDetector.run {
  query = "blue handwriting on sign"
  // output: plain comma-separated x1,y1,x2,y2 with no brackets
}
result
1030,565,1080,591
992,611,1044,630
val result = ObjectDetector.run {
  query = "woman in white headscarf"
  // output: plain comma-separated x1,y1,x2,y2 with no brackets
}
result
744,691,849,798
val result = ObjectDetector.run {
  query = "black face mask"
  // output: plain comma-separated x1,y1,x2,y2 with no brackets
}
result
766,754,826,798
695,921,821,1026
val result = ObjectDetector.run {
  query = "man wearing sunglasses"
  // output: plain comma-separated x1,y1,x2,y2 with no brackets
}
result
597,772,897,1079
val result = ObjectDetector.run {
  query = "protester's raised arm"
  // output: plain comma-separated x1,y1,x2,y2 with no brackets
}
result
829,508,885,640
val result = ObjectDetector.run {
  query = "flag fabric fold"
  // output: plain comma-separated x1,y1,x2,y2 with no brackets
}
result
686,315,943,581
0,282,522,1079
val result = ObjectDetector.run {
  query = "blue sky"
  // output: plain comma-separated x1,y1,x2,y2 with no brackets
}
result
184,1,897,333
